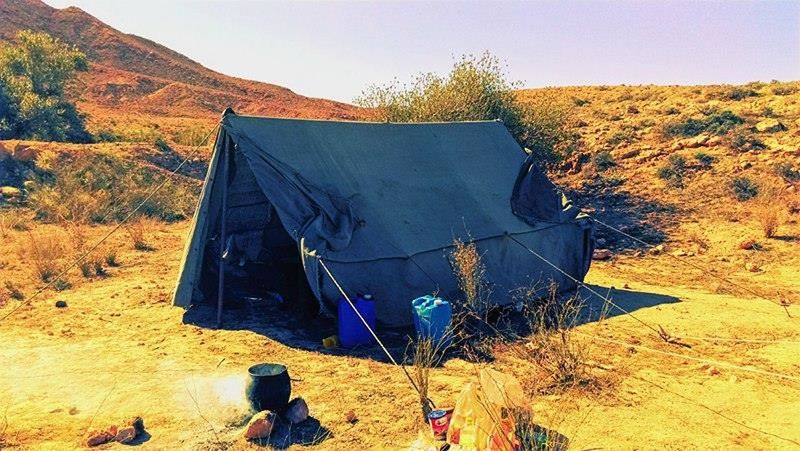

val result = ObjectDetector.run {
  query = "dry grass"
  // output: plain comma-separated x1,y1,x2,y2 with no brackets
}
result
17,232,66,283
0,210,30,237
450,238,489,313
126,217,155,251
757,206,780,238
507,283,595,394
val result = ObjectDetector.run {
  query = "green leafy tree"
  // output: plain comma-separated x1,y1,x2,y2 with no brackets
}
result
0,30,91,142
354,52,577,164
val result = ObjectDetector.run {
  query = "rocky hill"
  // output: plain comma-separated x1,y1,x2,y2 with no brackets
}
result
0,0,358,125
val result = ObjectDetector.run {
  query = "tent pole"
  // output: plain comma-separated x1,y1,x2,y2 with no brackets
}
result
216,141,230,328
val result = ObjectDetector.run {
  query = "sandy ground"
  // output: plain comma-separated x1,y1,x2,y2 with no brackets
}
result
0,220,799,450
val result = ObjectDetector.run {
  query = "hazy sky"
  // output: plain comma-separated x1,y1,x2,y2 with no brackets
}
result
44,0,800,103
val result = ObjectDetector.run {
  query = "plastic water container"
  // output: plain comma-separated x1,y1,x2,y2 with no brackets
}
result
338,294,377,347
412,295,452,346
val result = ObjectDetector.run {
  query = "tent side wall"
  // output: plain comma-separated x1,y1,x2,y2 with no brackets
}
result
172,130,227,307
312,221,592,325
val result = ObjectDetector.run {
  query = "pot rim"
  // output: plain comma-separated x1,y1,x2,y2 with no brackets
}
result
248,362,288,377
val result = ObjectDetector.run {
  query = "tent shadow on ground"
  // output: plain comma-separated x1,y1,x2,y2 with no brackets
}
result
182,296,415,363
576,283,680,324
182,283,679,363
564,184,679,252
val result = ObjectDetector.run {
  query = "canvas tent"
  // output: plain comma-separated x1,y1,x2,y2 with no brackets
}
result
172,110,593,325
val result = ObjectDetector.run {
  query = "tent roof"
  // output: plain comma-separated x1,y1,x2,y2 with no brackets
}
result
222,114,541,262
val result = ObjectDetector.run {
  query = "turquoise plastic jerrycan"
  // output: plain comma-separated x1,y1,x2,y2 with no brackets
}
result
412,295,452,347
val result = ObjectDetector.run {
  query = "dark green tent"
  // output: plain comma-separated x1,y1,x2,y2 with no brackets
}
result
173,111,593,325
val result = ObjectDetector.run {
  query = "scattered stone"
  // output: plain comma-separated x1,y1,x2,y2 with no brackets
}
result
345,410,358,424
649,244,665,255
683,134,710,148
738,239,756,250
55,300,68,308
283,397,309,425
86,429,115,447
745,261,762,272
627,105,640,114
592,249,613,260
614,148,640,160
12,144,39,161
671,249,687,257
707,366,721,376
739,161,752,170
115,426,137,444
755,118,787,133
244,411,275,440
0,186,21,198
125,416,145,435
706,136,722,147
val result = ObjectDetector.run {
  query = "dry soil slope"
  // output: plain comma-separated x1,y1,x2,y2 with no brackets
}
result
0,0,358,120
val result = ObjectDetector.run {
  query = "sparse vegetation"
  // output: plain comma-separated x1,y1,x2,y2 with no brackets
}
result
693,151,717,168
775,163,800,183
126,217,155,251
726,128,767,153
17,232,65,282
663,110,744,138
725,87,758,101
4,281,24,301
28,152,199,224
730,176,759,201
755,204,780,238
657,154,687,188
355,52,578,164
509,283,593,392
0,30,91,142
593,151,616,171
450,238,489,314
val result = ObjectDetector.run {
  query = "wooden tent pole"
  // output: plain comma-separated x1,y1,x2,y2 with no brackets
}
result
216,141,230,328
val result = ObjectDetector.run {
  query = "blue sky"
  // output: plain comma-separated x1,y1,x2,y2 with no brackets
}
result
45,0,800,103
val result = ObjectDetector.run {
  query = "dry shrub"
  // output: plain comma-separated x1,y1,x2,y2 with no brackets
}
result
756,205,780,238
126,217,155,251
66,223,106,278
409,337,443,420
17,232,66,282
0,210,30,237
451,239,489,313
508,283,593,393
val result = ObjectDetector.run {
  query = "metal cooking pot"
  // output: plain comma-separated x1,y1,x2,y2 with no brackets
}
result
244,363,291,412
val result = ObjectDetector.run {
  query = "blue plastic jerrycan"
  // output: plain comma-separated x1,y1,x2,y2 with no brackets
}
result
412,295,453,347
338,294,377,348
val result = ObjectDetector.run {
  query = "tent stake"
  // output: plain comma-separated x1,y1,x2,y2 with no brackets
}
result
216,142,230,328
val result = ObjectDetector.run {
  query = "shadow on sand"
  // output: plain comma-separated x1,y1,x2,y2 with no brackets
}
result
183,283,679,363
246,416,331,449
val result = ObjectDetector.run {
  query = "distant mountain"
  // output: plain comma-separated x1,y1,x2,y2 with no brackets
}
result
0,0,358,120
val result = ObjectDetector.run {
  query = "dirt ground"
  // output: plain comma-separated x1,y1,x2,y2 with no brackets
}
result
0,218,798,450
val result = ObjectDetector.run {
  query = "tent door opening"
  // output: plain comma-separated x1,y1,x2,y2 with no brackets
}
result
200,148,317,317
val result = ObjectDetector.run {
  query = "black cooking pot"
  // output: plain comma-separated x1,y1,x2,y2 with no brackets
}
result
245,363,291,412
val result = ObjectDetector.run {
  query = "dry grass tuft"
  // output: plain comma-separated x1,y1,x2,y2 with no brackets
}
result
756,206,780,238
126,218,155,251
507,282,597,394
17,232,66,283
451,238,489,313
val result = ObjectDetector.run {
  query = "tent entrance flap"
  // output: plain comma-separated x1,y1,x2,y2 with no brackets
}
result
199,146,318,315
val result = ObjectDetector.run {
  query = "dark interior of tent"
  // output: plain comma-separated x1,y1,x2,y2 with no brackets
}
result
199,148,318,315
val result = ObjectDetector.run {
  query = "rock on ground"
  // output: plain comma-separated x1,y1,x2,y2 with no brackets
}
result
244,410,275,440
283,397,309,425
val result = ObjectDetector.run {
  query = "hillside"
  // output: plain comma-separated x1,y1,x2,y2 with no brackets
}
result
0,0,358,132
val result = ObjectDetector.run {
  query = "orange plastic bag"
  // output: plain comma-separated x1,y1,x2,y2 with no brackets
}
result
446,368,526,450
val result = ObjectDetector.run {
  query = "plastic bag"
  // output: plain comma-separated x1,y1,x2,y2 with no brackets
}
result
446,369,526,450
